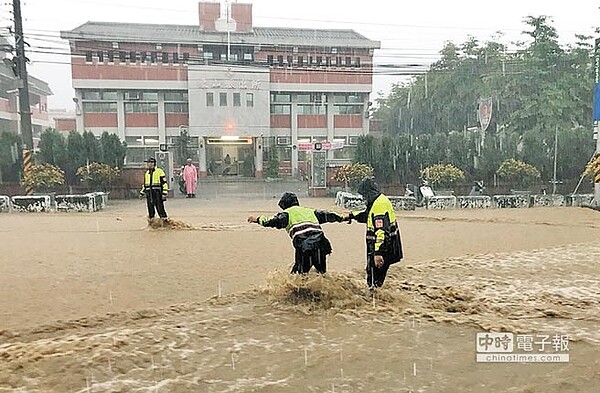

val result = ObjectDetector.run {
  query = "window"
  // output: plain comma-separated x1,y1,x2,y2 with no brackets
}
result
83,102,117,113
309,56,314,66
119,51,127,62
277,55,284,66
333,93,363,103
141,92,158,101
297,104,326,115
219,92,228,106
246,93,254,107
355,57,361,67
82,91,101,100
150,52,158,63
102,91,118,100
334,104,363,114
270,104,291,114
125,102,159,113
85,51,93,62
161,52,169,64
297,93,326,104
129,51,137,62
206,92,214,106
107,51,114,63
345,57,352,66
298,56,304,66
271,93,291,103
165,103,189,113
326,57,331,67
316,56,323,66
182,53,189,63
336,56,342,66
164,91,188,101
233,92,241,107
267,55,274,65
97,51,104,62
172,52,179,64
287,56,293,66
141,52,148,62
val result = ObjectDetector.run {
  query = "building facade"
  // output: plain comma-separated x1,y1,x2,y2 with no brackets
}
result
61,1,379,178
0,44,53,144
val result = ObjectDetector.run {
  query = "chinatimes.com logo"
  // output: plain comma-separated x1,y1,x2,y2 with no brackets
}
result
476,333,570,363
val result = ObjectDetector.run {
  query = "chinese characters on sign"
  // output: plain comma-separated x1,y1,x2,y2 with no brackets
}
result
197,79,262,90
476,333,569,363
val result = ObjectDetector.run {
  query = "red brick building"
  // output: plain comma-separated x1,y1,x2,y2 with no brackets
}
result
61,1,379,178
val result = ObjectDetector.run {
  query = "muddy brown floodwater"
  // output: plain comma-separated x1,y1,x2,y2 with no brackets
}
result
1,198,599,392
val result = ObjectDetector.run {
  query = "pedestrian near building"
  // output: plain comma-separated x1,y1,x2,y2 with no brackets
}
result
140,157,169,221
348,177,403,289
182,158,198,198
247,192,349,274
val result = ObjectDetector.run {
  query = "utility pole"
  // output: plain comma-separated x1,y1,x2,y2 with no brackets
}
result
13,0,34,195
13,0,33,151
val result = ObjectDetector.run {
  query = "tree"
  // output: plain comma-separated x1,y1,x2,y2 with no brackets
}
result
0,131,22,183
99,132,127,167
333,163,374,190
23,163,65,192
76,162,120,191
421,164,465,189
38,128,67,169
497,159,540,188
82,131,101,163
370,15,595,186
66,131,86,184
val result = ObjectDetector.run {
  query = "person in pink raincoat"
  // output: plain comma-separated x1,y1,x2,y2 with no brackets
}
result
182,158,198,198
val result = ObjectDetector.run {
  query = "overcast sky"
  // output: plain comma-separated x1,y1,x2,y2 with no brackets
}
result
3,0,599,109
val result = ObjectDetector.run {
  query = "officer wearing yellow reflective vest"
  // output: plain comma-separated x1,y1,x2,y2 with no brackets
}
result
348,177,403,289
247,192,348,274
140,157,169,220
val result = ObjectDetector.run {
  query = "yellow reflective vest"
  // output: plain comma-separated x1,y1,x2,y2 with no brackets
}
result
259,205,322,240
141,168,169,194
353,193,403,264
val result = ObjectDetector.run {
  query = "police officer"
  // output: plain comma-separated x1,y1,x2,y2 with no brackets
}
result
247,192,348,274
348,177,403,289
140,157,169,221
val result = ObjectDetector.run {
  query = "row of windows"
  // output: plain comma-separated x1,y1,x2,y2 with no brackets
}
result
267,55,362,68
124,102,187,113
84,51,190,64
206,92,254,108
269,92,364,104
270,104,363,115
82,90,188,102
83,102,117,113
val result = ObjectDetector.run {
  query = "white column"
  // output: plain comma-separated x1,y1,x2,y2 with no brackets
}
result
75,89,84,133
326,93,335,160
117,91,125,140
254,136,264,177
198,137,207,177
363,96,370,136
291,101,299,177
158,91,166,144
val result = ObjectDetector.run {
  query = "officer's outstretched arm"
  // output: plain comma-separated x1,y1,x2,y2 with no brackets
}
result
349,210,368,223
255,212,289,229
314,210,346,224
